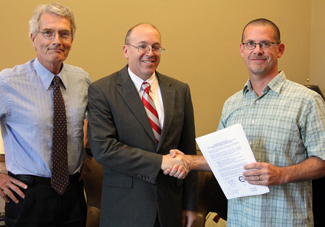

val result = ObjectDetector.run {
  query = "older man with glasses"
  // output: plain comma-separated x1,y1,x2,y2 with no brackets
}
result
0,3,91,226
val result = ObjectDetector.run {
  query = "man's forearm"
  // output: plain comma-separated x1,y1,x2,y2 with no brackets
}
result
188,155,211,172
283,156,325,183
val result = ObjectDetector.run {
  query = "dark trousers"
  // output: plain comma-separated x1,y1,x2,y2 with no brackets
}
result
5,172,87,227
313,177,325,227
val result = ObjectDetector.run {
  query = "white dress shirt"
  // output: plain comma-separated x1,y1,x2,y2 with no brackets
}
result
128,68,164,128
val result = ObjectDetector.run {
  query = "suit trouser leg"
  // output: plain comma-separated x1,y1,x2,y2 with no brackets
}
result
154,215,161,227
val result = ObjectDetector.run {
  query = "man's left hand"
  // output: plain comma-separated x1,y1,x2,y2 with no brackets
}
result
243,162,284,186
79,155,93,181
182,210,196,227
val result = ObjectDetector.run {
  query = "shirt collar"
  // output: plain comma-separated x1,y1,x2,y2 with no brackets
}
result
242,70,286,96
33,57,67,90
128,67,157,92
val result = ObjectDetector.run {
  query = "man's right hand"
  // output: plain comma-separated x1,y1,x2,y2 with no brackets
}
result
0,173,27,203
164,149,211,175
161,151,191,179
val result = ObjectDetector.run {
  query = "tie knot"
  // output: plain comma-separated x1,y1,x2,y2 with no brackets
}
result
53,76,61,86
142,82,151,93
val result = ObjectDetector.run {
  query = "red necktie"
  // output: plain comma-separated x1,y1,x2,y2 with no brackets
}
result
51,75,69,195
141,82,161,143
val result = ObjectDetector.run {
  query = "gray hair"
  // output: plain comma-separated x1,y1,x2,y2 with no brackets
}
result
29,2,76,38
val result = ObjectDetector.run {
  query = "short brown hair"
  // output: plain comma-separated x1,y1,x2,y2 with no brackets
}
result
241,18,281,43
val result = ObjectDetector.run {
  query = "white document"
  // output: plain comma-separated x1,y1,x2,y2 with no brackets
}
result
196,124,269,199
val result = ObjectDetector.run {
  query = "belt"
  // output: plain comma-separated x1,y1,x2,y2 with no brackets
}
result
8,172,80,186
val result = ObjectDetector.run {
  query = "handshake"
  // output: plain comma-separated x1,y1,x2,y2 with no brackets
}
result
161,149,197,179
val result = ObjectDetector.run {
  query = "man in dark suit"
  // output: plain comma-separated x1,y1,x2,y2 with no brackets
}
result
87,23,198,227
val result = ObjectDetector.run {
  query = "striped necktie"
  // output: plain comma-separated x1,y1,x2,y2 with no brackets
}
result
51,75,69,195
141,82,161,143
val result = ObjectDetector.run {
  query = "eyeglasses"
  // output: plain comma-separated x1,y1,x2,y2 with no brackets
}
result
242,41,280,50
126,44,165,54
39,29,72,41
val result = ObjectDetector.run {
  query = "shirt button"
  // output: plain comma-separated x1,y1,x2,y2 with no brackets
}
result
252,120,254,124
256,100,259,103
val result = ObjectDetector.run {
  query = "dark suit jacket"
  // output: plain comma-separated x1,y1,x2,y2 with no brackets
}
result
88,66,198,227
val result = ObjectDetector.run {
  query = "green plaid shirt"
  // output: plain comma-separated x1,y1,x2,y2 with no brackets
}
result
218,71,325,227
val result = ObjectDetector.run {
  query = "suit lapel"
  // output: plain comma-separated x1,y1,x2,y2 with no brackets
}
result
157,73,175,151
117,66,156,144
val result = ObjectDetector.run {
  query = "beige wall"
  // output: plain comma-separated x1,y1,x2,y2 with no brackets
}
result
0,0,314,137
310,0,325,95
